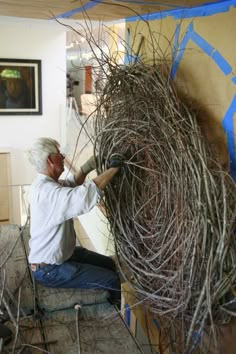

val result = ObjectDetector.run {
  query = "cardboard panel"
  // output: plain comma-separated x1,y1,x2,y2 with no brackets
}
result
0,0,221,21
124,3,236,352
126,4,236,174
122,283,169,354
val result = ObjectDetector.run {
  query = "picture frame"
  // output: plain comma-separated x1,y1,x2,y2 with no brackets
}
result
0,59,42,115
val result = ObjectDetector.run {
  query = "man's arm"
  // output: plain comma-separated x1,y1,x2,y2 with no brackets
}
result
74,156,97,185
74,155,121,188
74,170,87,186
92,167,119,190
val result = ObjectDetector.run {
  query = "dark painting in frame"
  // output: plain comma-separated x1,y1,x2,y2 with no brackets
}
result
0,59,42,115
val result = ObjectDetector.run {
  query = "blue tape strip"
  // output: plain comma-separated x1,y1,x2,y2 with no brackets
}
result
124,28,131,64
171,26,233,79
126,0,236,22
211,50,232,75
125,303,131,326
170,23,193,79
153,318,160,329
124,54,141,64
189,30,232,76
192,330,202,347
222,95,236,179
190,31,214,56
232,76,236,85
172,23,180,60
56,0,103,18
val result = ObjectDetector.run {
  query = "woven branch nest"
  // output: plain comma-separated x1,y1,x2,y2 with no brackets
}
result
94,63,236,352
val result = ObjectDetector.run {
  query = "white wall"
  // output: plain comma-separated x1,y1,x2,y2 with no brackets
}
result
0,16,67,222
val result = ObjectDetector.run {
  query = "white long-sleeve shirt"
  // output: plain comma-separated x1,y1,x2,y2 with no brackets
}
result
28,173,103,264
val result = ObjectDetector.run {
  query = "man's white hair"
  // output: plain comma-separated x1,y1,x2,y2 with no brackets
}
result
28,137,59,172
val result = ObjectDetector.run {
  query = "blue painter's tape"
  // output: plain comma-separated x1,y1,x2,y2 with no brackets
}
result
126,0,236,22
125,303,131,326
172,23,180,60
192,330,202,347
124,28,131,64
232,76,236,85
124,54,141,64
190,31,214,56
170,23,193,79
211,50,232,75
171,26,233,79
153,318,160,330
56,0,103,18
222,95,236,179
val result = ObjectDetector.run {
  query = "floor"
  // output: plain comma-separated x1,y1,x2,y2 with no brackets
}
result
0,224,142,354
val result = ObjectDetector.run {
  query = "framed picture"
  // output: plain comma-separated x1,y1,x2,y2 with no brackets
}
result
0,59,42,115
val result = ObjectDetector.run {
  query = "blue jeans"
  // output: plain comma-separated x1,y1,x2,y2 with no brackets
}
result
32,247,121,303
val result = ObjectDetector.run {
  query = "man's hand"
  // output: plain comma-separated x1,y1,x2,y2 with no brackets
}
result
107,154,124,169
80,156,96,175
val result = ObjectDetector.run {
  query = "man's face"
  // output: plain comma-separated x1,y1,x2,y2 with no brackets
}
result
49,148,65,177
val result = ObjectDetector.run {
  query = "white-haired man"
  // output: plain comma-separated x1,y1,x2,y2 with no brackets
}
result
28,137,121,306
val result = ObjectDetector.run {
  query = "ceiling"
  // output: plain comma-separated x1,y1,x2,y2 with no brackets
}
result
0,0,221,21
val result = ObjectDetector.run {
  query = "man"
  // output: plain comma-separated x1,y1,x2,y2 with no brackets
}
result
27,137,121,306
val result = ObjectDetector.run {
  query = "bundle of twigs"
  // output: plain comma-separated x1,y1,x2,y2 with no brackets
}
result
94,63,236,352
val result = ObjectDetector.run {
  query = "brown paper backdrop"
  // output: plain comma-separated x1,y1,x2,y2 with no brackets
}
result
126,6,236,169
